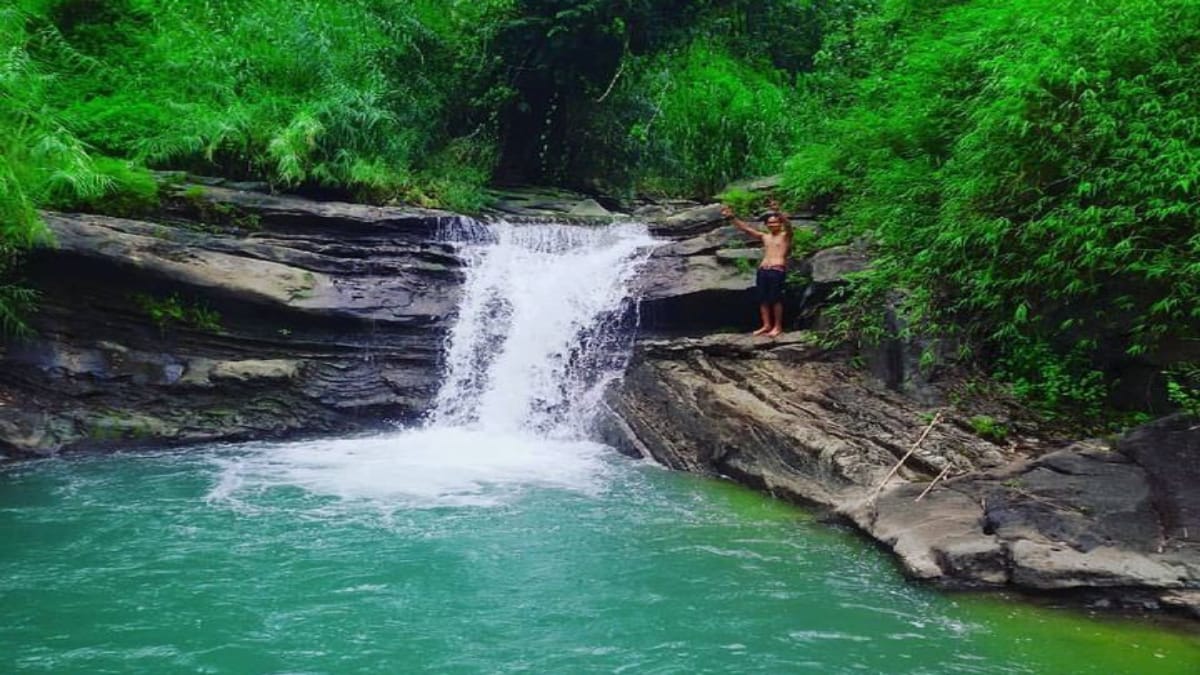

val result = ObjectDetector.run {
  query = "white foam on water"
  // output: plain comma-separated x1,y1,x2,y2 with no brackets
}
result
209,220,655,508
208,428,613,509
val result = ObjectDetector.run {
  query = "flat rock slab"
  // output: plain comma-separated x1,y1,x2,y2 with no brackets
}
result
1009,540,1189,589
647,204,727,239
46,214,337,308
847,485,1006,583
483,186,617,220
803,245,870,285
210,359,300,382
175,184,456,235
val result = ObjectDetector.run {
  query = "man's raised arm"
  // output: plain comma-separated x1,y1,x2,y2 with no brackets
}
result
768,197,794,243
720,205,763,239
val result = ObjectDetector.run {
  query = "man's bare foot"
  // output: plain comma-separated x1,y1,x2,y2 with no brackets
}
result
766,327,783,338
751,326,770,336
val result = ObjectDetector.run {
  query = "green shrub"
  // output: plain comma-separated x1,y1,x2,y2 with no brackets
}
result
24,0,512,209
715,187,763,219
1,4,114,335
51,156,159,217
790,227,821,258
1165,364,1200,418
968,415,1009,443
630,43,802,197
782,0,1200,417
133,293,222,333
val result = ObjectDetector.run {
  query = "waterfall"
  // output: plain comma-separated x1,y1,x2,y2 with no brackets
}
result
430,220,656,437
209,218,655,508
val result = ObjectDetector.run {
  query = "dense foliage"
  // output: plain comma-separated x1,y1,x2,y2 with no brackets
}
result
37,0,509,206
1,5,104,334
780,0,1200,416
1,0,1197,417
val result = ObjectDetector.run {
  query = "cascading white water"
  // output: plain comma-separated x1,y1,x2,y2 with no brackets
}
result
211,218,656,508
430,220,656,436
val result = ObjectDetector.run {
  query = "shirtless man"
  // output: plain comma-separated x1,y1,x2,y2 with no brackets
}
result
720,199,792,337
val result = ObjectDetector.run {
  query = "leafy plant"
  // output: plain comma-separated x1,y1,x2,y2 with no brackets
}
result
22,0,511,209
51,156,160,217
781,0,1200,418
628,43,802,197
716,187,763,219
1165,363,1200,418
968,415,1009,443
790,227,821,258
732,256,756,277
133,293,222,333
1,4,106,335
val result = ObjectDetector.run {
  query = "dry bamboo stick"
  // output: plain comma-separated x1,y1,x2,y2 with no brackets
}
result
869,409,942,501
914,463,954,502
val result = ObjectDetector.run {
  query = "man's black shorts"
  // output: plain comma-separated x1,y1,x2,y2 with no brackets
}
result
756,267,786,304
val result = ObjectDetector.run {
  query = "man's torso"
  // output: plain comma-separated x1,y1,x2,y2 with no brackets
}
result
760,231,790,268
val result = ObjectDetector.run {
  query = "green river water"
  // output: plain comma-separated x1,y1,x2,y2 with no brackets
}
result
1,430,1197,674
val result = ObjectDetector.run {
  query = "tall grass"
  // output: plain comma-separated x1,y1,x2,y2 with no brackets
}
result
0,5,110,334
33,0,511,208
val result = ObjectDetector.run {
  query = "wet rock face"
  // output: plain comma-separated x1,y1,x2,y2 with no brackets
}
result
0,187,468,456
1118,413,1200,540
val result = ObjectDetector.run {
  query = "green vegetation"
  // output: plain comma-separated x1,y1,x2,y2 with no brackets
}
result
629,43,802,196
1165,364,1200,419
715,187,764,219
56,157,160,217
133,293,222,334
1,0,1196,420
177,187,262,233
968,415,1009,444
778,0,1200,418
2,6,93,335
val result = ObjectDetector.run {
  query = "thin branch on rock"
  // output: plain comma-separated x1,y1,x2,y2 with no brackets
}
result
595,58,626,103
869,409,942,501
915,463,954,502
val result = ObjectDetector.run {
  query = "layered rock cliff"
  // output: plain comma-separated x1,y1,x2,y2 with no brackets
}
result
0,184,468,455
602,335,1200,617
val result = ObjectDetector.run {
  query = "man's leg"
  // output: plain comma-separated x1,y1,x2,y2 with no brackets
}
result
767,302,784,337
753,304,771,336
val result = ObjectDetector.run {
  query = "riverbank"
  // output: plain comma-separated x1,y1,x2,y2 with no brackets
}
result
601,333,1200,620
